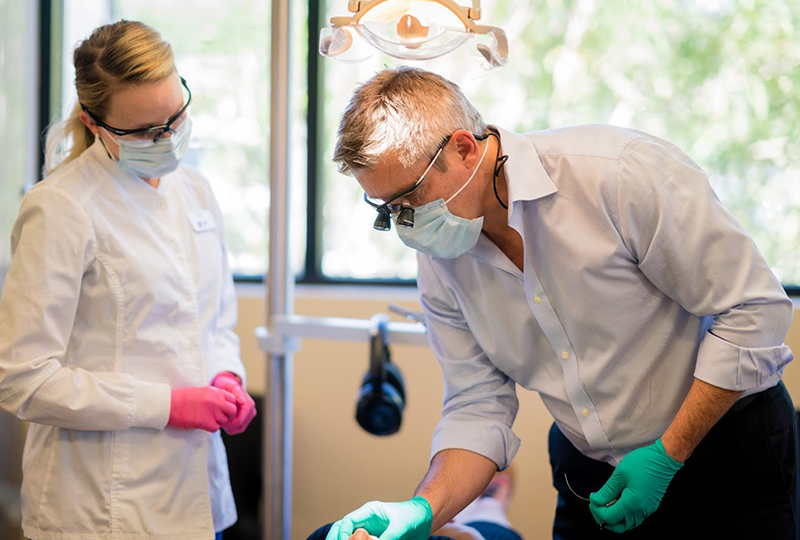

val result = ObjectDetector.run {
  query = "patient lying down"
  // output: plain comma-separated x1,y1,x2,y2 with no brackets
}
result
308,469,521,540
348,521,493,540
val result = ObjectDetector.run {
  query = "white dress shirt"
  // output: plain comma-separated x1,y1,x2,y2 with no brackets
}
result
0,139,244,539
418,124,794,468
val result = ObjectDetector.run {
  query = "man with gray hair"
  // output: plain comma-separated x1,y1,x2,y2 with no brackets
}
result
326,66,797,539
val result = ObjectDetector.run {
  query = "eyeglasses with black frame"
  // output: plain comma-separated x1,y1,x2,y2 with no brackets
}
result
363,135,451,232
81,77,192,143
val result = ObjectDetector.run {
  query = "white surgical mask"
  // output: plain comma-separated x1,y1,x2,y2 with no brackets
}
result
396,139,490,259
111,116,192,178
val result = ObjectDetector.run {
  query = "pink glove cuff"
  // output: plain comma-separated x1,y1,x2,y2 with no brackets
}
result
168,389,187,429
212,372,241,388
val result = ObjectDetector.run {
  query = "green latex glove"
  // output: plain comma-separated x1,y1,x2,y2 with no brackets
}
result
589,439,683,533
326,497,433,540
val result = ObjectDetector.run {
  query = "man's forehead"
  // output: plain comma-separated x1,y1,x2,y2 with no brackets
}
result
354,167,392,201
356,152,420,201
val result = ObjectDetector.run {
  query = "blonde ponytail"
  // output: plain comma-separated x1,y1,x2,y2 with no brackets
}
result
44,20,175,175
44,102,95,175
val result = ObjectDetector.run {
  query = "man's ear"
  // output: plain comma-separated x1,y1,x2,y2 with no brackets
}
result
450,129,480,168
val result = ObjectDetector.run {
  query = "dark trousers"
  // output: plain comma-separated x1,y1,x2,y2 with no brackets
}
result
305,520,522,540
549,381,800,540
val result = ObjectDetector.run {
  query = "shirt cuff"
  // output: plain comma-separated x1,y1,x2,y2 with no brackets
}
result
694,331,794,391
430,419,521,471
130,381,171,429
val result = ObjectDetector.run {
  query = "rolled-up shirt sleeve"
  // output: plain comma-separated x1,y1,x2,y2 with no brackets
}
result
418,255,521,470
0,186,170,430
614,137,794,392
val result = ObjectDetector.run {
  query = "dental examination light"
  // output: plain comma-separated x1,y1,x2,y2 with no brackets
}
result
319,0,509,68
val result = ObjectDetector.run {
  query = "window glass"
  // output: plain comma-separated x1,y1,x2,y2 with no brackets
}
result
0,2,38,285
319,0,800,287
60,0,309,278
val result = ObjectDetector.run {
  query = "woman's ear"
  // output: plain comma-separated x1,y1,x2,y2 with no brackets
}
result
79,111,99,136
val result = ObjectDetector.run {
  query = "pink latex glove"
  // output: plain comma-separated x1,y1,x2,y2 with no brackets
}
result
211,372,257,435
168,386,237,432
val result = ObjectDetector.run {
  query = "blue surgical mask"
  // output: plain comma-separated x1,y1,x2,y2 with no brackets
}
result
113,116,192,178
396,139,490,259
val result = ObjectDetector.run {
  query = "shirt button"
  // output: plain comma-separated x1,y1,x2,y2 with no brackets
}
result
533,295,542,304
581,408,590,417
561,350,570,359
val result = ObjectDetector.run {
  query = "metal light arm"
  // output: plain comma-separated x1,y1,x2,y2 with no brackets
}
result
341,0,477,27
256,313,428,357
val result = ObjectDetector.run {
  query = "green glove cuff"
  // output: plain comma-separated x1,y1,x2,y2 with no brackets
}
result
410,496,432,512
409,496,433,536
654,438,686,469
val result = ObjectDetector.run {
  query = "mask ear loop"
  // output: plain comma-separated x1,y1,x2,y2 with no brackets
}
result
444,136,491,205
96,128,118,162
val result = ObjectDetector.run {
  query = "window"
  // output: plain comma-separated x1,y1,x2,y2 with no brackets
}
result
315,0,800,291
0,2,38,285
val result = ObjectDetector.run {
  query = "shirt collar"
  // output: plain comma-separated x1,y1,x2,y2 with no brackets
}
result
467,233,524,279
492,125,558,222
460,126,557,262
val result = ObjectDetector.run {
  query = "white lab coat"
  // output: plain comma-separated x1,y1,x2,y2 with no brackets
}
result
0,139,245,540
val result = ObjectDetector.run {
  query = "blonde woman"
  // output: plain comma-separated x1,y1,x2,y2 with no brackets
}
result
0,20,255,540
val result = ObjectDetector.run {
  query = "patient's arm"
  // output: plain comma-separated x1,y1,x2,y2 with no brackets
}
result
431,523,486,540
347,523,486,540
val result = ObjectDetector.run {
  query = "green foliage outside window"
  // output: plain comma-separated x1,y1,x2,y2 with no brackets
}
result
321,0,800,286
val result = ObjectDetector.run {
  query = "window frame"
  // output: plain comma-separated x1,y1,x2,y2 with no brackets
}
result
37,0,63,180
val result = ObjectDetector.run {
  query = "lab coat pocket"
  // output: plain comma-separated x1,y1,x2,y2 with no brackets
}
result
20,423,53,526
23,425,115,534
114,427,215,536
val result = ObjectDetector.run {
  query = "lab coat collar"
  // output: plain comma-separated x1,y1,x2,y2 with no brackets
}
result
87,136,121,176
86,137,169,196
